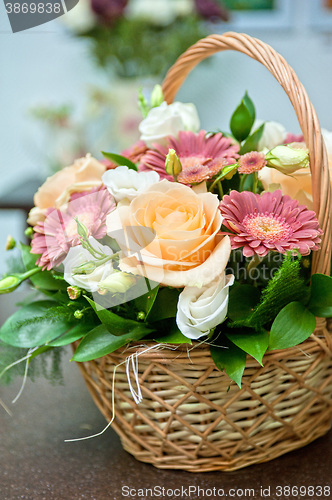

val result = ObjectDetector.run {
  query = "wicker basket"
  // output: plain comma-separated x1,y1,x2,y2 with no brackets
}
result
77,33,332,472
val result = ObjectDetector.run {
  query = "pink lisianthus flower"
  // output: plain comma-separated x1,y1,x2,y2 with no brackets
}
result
139,130,239,183
31,188,115,270
219,190,322,257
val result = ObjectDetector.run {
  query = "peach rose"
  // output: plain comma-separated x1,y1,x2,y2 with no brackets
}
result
28,154,106,225
259,154,332,211
106,179,231,287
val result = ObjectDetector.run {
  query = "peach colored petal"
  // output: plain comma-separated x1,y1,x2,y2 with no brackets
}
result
119,236,231,287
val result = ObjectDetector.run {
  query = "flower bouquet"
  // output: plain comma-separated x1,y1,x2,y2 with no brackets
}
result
1,33,332,472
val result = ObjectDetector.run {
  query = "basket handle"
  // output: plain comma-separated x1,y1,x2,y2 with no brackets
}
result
162,32,331,277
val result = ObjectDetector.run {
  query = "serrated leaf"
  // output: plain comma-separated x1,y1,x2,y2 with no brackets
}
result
85,296,153,337
226,328,269,366
269,302,316,351
0,301,76,348
228,285,260,321
307,274,332,317
230,99,254,143
102,151,137,171
210,337,247,388
72,324,150,362
240,123,265,154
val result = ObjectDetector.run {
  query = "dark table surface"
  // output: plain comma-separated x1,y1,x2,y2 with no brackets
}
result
1,294,332,500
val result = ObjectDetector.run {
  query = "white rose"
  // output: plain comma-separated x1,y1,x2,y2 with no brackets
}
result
102,166,160,204
63,238,114,293
254,120,287,151
176,273,234,340
139,101,200,147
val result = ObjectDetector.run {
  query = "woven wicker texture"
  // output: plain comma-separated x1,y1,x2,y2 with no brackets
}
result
78,33,332,471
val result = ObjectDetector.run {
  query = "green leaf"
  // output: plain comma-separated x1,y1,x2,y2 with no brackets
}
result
0,301,76,348
147,288,180,322
269,302,316,351
72,324,150,362
243,91,256,122
48,319,97,347
240,123,265,154
307,274,332,317
102,152,138,171
85,296,153,337
226,328,269,366
20,244,67,291
228,285,260,321
210,337,247,388
230,97,255,143
134,284,160,317
154,323,192,344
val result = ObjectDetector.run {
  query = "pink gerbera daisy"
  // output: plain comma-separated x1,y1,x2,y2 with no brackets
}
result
219,190,322,257
31,188,115,270
238,151,266,174
139,130,239,183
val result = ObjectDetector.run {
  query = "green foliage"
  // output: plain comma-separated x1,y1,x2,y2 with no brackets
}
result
0,301,78,348
307,274,332,317
152,320,192,345
20,244,67,291
80,17,208,79
230,255,309,331
85,296,154,337
240,123,265,154
147,287,180,322
225,328,269,366
102,151,138,171
72,324,151,362
230,92,255,142
228,285,260,321
269,302,316,351
210,337,247,388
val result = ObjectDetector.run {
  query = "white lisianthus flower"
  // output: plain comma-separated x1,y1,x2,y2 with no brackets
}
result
254,120,287,151
127,0,193,26
176,273,234,340
139,101,200,147
102,166,160,204
63,238,114,293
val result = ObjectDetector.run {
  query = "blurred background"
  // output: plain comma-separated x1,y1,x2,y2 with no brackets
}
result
1,0,332,275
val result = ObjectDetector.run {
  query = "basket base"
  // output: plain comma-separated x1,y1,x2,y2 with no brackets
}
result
75,333,332,473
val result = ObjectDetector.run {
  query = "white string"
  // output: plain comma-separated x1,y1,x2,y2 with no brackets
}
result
0,397,13,416
0,346,40,380
65,343,177,443
12,347,35,404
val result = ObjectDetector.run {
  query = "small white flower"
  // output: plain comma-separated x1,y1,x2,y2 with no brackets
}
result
102,166,160,203
176,273,234,340
63,238,113,293
139,101,200,147
254,120,287,151
127,0,193,26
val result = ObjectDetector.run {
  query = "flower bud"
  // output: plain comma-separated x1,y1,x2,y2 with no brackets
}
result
150,84,164,108
0,275,21,294
72,261,97,275
75,217,89,241
5,235,16,251
74,310,83,320
137,311,146,321
98,272,136,294
24,227,34,239
165,149,182,179
67,286,81,300
265,145,309,174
